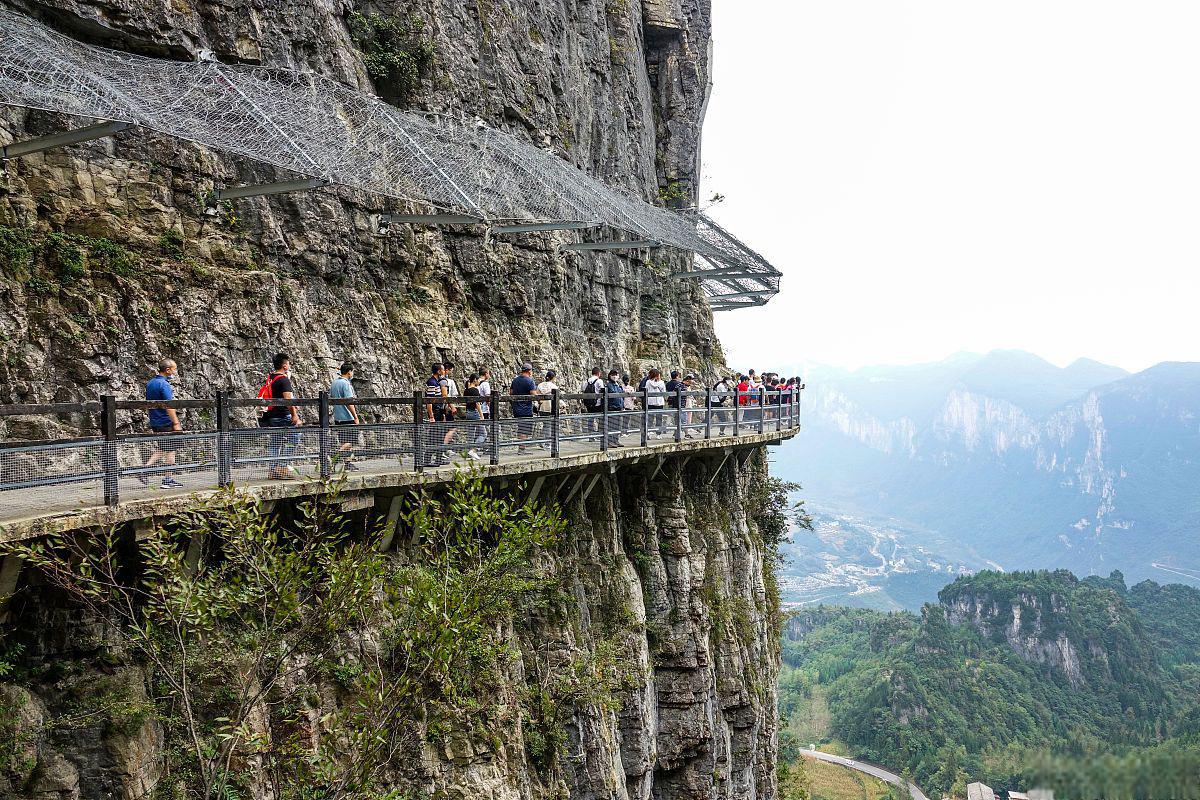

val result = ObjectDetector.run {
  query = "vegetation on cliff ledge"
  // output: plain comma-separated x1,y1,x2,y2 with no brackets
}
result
2,474,578,799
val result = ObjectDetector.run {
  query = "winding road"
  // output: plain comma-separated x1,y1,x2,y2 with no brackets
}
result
800,749,930,800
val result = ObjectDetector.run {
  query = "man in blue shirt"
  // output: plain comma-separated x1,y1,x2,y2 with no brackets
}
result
329,362,359,471
142,358,184,489
509,362,538,454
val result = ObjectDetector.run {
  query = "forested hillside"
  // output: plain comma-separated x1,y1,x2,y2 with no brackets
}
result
778,570,1200,798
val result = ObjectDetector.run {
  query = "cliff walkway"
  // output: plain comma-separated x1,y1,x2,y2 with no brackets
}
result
0,388,800,545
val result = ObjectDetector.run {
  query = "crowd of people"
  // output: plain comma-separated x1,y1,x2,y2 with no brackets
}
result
137,355,802,484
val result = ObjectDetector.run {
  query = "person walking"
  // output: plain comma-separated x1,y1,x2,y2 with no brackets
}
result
712,374,733,435
461,373,486,460
622,372,637,437
736,373,754,426
424,363,447,467
604,369,625,447
682,373,698,438
582,367,605,440
536,369,559,451
510,362,539,454
478,368,492,420
645,368,667,436
329,362,359,471
440,361,460,453
142,358,184,489
260,353,302,480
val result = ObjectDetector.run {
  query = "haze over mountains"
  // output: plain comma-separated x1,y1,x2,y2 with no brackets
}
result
774,350,1200,593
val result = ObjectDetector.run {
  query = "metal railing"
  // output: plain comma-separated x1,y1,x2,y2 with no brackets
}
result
0,386,803,518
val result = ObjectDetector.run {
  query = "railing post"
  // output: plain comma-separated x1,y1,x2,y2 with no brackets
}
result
705,388,712,440
641,390,649,447
100,394,119,506
601,389,609,453
733,390,741,437
551,388,561,458
490,395,501,465
776,389,783,433
216,391,232,488
412,391,424,472
318,389,332,480
758,388,766,434
674,386,683,443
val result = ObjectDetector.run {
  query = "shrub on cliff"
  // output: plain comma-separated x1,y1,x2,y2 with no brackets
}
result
6,472,564,800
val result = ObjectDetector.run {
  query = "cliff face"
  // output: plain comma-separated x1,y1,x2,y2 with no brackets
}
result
0,0,719,424
1,454,780,800
0,3,783,800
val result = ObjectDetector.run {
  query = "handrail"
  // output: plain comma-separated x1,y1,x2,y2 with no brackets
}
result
0,385,804,514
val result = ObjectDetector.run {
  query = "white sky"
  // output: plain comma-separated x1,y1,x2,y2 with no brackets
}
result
703,0,1200,373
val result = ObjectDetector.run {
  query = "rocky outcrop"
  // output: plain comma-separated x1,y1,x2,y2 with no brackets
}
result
0,452,780,800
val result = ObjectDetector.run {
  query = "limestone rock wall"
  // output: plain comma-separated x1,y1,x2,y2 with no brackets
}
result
0,453,780,800
0,0,719,426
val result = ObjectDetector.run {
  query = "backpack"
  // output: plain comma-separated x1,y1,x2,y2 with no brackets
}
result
582,376,602,410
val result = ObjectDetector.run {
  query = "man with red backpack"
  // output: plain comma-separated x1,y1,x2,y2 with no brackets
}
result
259,353,303,480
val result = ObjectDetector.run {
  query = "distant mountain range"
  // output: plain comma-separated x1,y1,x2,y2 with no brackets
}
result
774,350,1200,585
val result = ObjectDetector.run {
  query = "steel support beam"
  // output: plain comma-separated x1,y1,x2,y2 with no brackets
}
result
492,220,600,234
1,120,132,160
213,176,328,201
561,239,660,251
383,212,484,225
707,290,774,302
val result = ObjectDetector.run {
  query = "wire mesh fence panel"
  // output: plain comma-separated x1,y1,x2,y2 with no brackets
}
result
333,423,416,472
557,413,605,452
494,417,549,455
416,417,495,465
115,431,219,498
229,426,323,483
0,439,105,517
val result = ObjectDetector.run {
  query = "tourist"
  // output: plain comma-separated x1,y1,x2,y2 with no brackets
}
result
682,373,698,437
582,367,605,439
424,363,447,467
605,369,624,447
329,362,359,470
510,362,538,454
461,373,486,460
478,368,492,419
260,353,302,480
440,361,460,453
142,358,184,489
622,372,637,436
736,373,754,425
712,374,733,435
536,369,559,450
645,368,667,435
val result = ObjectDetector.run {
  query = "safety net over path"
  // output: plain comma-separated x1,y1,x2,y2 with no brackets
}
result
0,9,781,308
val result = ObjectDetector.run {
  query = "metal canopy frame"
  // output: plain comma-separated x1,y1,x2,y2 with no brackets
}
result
561,239,660,252
212,176,329,202
0,9,786,312
491,220,600,234
381,212,484,226
0,119,130,160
